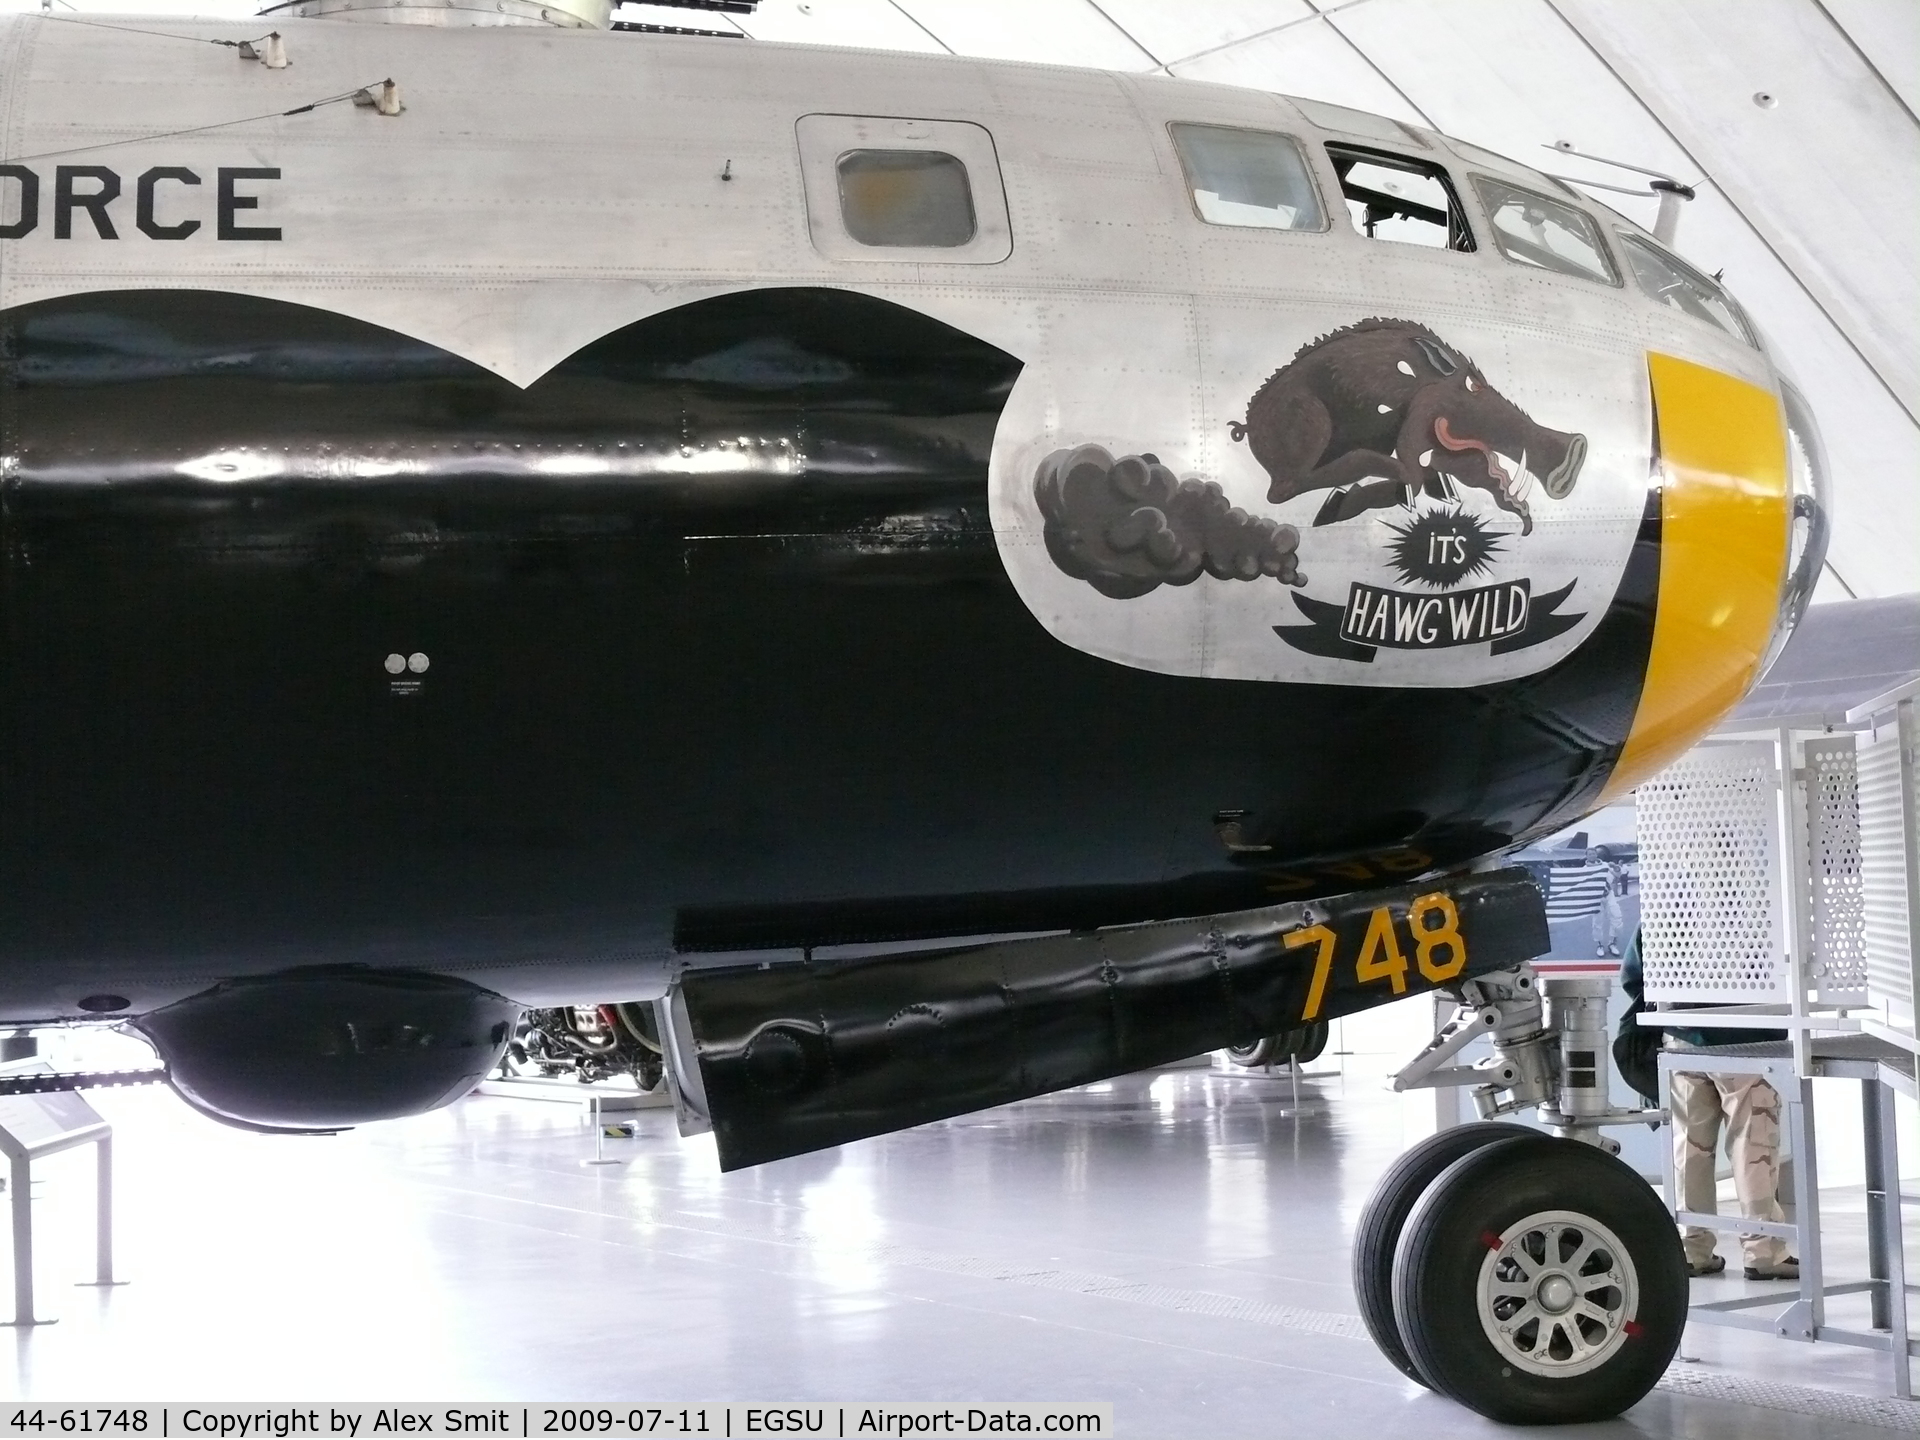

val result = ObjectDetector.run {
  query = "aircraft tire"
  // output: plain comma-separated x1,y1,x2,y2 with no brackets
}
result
1352,1121,1544,1384
1392,1136,1686,1424
1223,1037,1275,1067
1224,1020,1329,1069
1289,1020,1329,1065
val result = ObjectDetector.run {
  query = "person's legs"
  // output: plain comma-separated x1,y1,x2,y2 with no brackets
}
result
1718,1074,1792,1271
1670,1070,1723,1268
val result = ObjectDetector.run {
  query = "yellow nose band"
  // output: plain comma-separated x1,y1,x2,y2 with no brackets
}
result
1601,353,1791,802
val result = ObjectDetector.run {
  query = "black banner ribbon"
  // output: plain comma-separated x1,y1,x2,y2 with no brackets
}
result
1275,578,1582,661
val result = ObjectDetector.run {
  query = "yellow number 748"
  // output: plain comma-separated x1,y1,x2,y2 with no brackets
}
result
1286,892,1469,1022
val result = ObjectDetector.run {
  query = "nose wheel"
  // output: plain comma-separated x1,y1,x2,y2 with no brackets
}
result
1371,1134,1686,1424
1351,1121,1545,1384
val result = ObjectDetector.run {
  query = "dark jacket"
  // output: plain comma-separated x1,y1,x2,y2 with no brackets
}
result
1619,931,1786,1048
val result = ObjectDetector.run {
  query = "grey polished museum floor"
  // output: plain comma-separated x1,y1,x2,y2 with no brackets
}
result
2,1052,1913,1438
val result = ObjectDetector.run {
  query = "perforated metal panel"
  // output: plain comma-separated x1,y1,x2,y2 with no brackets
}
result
1858,706,1919,1033
1803,735,1869,1005
1637,741,1787,1003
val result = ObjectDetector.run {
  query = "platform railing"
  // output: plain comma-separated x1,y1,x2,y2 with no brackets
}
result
1636,683,1918,1399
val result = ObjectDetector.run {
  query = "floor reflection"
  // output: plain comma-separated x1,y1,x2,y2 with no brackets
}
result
0,1049,1903,1437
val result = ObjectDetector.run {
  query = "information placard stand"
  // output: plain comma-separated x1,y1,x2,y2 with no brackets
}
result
580,1094,628,1167
0,1062,121,1326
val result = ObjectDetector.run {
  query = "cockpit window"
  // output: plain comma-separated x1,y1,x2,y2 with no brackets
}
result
1169,125,1325,231
1444,139,1580,199
1471,176,1619,286
836,150,976,248
1618,233,1756,345
1326,144,1475,252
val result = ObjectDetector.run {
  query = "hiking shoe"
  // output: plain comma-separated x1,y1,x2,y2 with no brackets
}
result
1745,1256,1800,1280
1688,1255,1727,1277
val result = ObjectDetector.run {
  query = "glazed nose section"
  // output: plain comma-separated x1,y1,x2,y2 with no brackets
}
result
1756,380,1833,677
1542,432,1586,500
1600,353,1793,801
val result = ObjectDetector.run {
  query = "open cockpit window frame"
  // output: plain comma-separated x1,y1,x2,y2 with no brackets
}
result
1168,123,1330,234
1324,143,1476,253
796,114,1012,265
1291,97,1434,150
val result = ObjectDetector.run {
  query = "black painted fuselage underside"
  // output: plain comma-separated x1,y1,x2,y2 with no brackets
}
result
0,287,1656,1010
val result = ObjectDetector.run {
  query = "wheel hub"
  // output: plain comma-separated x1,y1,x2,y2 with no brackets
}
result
1477,1209,1640,1378
1536,1273,1576,1313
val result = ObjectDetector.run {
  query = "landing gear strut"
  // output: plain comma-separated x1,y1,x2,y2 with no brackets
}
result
1357,965,1683,1423
507,1003,665,1090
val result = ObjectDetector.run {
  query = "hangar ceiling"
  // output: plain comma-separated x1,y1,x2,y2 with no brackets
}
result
6,0,1915,598
639,0,1920,602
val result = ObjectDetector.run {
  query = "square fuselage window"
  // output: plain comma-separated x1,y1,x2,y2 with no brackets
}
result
836,150,977,248
1170,124,1325,231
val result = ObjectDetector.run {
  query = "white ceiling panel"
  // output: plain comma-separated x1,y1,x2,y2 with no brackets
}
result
1088,0,1314,69
1559,0,1920,422
1819,0,1920,118
1171,13,1425,123
736,0,946,54
1315,0,1694,182
892,0,1153,70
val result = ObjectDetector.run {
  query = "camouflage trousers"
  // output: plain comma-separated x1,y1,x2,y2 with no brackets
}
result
1670,1070,1791,1267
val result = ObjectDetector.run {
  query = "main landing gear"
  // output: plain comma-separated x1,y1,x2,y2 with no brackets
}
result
1224,1020,1329,1069
1356,967,1685,1423
506,1003,666,1090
